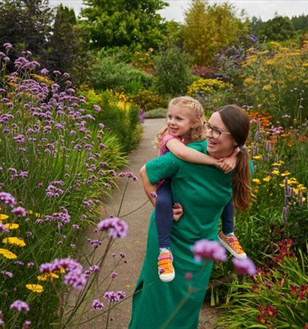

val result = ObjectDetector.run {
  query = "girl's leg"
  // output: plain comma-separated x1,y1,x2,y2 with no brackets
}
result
221,200,234,235
155,179,173,249
219,200,247,259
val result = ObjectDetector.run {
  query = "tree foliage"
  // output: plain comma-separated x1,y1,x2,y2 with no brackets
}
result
154,47,193,96
261,16,295,41
79,0,168,52
46,4,91,85
0,0,53,57
182,0,248,66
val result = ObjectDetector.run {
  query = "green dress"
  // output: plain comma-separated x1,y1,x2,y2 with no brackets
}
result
129,140,233,329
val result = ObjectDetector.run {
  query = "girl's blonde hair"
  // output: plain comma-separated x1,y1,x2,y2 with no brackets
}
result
154,96,206,148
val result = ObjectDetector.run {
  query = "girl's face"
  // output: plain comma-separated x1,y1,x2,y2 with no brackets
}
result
205,112,236,159
166,105,195,139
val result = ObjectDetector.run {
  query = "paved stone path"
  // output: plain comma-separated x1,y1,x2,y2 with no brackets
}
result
79,118,220,328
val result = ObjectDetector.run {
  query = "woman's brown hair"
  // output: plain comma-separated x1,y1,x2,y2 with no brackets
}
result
217,105,251,210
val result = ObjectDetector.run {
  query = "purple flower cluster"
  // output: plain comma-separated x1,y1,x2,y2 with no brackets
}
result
191,239,227,262
0,223,9,234
97,217,128,239
232,257,257,276
40,258,87,290
104,290,126,302
191,239,257,276
46,181,65,198
92,299,104,310
9,300,30,312
0,192,16,207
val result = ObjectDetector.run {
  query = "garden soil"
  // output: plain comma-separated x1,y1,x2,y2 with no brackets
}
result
77,118,221,329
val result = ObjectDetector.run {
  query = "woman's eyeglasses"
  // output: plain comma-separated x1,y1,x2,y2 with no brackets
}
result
204,122,231,139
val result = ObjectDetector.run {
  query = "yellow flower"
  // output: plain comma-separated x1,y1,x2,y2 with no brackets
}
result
252,178,261,185
26,284,44,293
0,248,17,259
272,161,284,166
288,177,298,185
5,223,19,230
262,84,272,91
0,214,9,220
280,171,291,177
271,169,280,175
37,272,59,281
302,63,308,68
2,237,26,247
269,41,281,48
253,155,263,160
27,210,42,217
263,176,272,182
264,59,275,65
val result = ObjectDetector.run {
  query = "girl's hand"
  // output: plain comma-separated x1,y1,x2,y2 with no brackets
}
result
217,158,236,173
173,203,183,221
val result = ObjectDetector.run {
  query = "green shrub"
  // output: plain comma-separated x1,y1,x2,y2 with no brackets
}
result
154,47,193,96
129,89,166,111
80,88,142,153
218,244,307,329
90,53,154,94
187,78,234,113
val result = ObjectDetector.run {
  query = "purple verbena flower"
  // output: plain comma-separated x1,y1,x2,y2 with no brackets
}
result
3,42,13,51
1,270,13,278
92,299,104,310
10,300,29,312
93,105,101,112
232,257,257,276
22,320,31,329
40,258,87,289
0,192,16,207
191,239,227,262
12,206,27,216
0,223,9,233
97,217,128,239
104,290,126,302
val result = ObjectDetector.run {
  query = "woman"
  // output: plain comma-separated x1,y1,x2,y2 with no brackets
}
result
129,104,251,329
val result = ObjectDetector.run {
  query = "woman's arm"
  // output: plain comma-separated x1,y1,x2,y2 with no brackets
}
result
140,164,184,220
140,165,157,207
166,138,218,166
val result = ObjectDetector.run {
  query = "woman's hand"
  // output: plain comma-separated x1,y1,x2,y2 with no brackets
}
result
173,203,183,221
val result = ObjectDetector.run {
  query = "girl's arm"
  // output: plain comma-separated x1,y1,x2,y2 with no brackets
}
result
166,138,218,166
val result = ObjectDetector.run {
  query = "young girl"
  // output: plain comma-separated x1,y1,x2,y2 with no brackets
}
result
153,96,246,283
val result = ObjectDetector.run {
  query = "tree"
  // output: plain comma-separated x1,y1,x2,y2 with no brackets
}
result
182,0,248,66
261,16,295,41
249,16,266,38
79,0,168,52
0,0,53,63
46,4,90,84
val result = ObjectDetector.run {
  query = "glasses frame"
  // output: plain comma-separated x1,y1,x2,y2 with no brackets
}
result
204,122,231,139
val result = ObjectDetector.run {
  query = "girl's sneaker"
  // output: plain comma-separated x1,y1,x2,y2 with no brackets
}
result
158,248,175,282
218,232,247,259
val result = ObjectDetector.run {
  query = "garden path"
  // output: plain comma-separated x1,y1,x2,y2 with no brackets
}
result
79,118,221,329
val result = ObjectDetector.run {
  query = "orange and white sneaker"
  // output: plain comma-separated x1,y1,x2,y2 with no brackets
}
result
158,248,175,282
218,232,247,259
